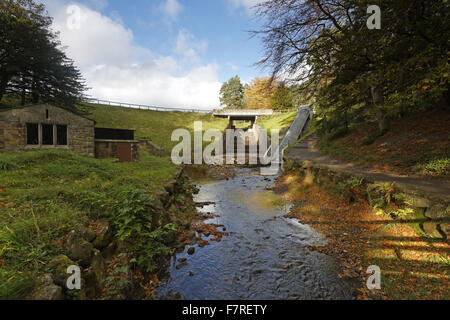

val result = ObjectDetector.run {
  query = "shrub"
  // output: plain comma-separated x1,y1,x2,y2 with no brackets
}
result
417,158,449,177
109,187,174,272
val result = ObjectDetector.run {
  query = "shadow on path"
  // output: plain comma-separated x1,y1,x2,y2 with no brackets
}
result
287,136,450,200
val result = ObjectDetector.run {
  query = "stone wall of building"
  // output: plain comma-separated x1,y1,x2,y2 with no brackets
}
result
0,104,95,157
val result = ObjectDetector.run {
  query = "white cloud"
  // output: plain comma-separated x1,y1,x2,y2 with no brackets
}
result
175,29,208,64
226,62,239,71
85,61,221,109
39,1,221,109
160,0,182,20
51,5,138,68
108,10,124,25
228,0,265,14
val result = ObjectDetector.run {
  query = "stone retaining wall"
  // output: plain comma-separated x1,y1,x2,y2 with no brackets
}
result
285,159,450,239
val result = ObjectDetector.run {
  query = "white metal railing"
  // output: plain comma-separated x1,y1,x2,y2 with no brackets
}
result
83,98,214,114
84,98,297,114
212,109,275,116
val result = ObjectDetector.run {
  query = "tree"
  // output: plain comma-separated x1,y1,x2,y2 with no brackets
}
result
289,84,310,107
244,77,276,110
253,0,450,133
219,76,244,109
271,83,294,111
0,0,86,109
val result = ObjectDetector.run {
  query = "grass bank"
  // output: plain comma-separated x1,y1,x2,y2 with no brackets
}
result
0,149,186,299
258,111,297,134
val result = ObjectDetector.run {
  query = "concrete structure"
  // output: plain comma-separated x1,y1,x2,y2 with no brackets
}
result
213,109,274,129
262,106,312,175
213,110,273,162
0,104,95,156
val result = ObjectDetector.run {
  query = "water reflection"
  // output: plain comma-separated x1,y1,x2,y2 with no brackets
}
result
156,168,355,300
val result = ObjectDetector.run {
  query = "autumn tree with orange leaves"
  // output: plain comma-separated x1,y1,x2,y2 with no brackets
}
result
244,77,276,110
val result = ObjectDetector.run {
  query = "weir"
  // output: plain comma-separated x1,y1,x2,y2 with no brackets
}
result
210,106,312,172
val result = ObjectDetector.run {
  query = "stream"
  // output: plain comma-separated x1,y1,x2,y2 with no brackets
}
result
156,167,356,300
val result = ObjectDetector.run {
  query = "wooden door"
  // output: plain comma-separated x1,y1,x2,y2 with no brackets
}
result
117,143,132,162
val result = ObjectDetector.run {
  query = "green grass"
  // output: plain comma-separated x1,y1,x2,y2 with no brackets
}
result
258,111,297,134
82,103,228,153
0,150,177,299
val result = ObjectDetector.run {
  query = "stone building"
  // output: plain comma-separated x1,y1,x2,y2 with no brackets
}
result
0,104,139,162
0,104,95,156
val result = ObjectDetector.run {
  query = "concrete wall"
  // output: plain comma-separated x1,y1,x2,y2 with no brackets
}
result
0,104,95,156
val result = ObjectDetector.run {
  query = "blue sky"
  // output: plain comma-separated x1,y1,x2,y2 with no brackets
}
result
40,0,268,109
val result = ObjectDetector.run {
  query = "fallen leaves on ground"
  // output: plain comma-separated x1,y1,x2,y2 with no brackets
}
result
321,109,450,180
276,173,450,300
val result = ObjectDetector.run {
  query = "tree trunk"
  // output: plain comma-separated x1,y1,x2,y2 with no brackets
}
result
21,87,26,106
31,78,39,104
313,95,317,113
371,85,389,133
371,84,384,106
21,76,26,106
344,109,348,131
323,115,329,133
376,111,389,133
0,75,10,104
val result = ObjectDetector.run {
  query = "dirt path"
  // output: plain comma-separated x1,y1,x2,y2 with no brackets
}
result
287,136,450,201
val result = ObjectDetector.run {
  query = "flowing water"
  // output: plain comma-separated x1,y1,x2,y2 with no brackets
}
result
156,168,356,300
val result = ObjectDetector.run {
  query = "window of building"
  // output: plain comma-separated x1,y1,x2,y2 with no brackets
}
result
26,123,39,145
42,124,53,145
57,125,67,145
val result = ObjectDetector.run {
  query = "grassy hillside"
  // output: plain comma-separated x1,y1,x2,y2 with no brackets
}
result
82,103,228,153
258,111,297,134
